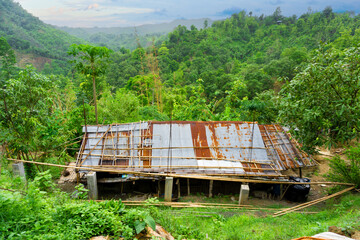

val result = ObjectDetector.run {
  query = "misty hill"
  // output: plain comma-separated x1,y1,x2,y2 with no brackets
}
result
0,0,84,72
56,18,212,50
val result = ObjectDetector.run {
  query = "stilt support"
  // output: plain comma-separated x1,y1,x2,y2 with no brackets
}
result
164,177,173,202
209,180,214,197
176,178,181,198
86,171,98,200
12,162,26,179
238,184,249,205
187,178,190,196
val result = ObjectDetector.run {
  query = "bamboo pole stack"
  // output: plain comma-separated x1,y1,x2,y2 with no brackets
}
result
273,186,355,217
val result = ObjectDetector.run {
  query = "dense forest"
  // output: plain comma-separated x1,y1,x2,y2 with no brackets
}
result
1,0,360,161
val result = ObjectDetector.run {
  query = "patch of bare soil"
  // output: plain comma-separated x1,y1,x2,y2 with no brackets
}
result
135,225,174,240
352,231,360,240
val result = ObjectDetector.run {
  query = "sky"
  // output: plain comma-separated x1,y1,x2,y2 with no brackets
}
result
15,0,360,28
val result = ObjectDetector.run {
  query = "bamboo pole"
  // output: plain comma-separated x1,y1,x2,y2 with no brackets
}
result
81,165,281,171
80,125,113,165
79,145,272,150
79,153,276,166
273,186,356,217
262,126,287,169
272,124,299,168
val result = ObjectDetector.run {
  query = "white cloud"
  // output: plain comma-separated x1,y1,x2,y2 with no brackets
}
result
14,0,360,27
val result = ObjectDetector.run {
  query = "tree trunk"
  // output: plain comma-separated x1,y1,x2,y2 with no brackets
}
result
92,75,98,125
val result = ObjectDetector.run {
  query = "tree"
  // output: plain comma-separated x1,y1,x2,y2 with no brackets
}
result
0,37,16,131
279,45,360,151
68,44,112,124
0,37,16,81
0,66,68,160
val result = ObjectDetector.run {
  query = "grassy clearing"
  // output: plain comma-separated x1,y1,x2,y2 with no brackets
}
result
155,194,360,239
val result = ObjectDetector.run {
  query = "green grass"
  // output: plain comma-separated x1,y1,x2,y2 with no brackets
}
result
156,194,360,239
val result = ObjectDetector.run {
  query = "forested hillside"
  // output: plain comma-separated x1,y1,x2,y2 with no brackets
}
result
57,18,212,50
0,0,84,73
103,8,360,130
1,2,360,159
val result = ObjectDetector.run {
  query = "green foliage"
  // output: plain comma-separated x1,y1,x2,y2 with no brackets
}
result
0,36,16,81
73,184,89,199
326,145,360,188
23,162,36,180
122,208,156,235
0,66,71,159
32,170,57,193
98,88,140,124
68,44,112,124
279,44,360,150
0,173,167,239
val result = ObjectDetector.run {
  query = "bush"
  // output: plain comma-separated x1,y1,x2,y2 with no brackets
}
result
326,145,360,188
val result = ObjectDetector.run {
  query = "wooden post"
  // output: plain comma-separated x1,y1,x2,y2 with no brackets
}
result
157,179,161,197
299,167,303,178
209,180,214,198
121,182,124,194
187,178,190,196
176,178,181,198
76,172,80,184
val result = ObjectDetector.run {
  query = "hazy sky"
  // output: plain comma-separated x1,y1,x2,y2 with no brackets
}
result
15,0,360,28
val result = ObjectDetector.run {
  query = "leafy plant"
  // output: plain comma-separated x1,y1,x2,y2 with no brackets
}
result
279,45,360,151
72,183,89,199
326,145,360,188
122,208,156,235
33,170,57,193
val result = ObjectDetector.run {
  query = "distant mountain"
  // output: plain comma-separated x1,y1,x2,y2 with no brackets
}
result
58,18,213,36
56,18,213,50
0,0,84,72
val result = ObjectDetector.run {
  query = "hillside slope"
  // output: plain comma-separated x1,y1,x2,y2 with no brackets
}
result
0,0,85,72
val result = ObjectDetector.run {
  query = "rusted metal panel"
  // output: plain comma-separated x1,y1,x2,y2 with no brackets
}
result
191,122,212,159
151,123,197,168
78,121,315,175
259,124,316,170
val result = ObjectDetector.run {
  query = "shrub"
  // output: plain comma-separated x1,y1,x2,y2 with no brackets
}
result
326,145,360,188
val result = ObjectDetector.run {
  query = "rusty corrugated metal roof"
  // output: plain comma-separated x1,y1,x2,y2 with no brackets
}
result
76,121,316,176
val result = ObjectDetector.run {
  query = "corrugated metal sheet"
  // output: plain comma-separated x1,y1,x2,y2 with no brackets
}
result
76,121,316,176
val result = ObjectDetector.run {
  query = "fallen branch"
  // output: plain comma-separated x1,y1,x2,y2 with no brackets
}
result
0,187,26,195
